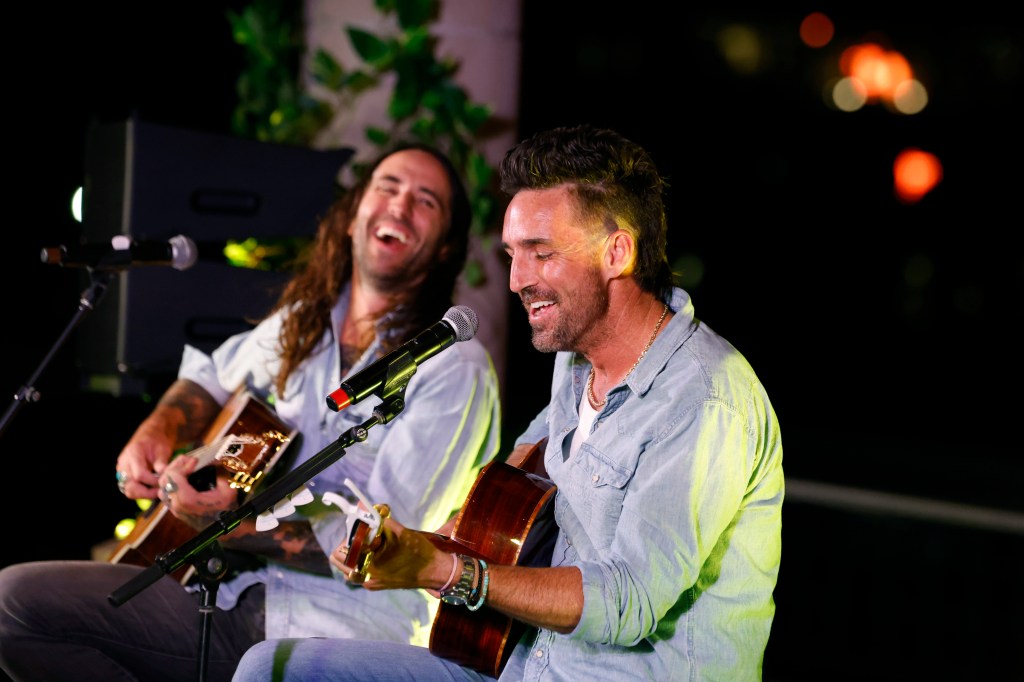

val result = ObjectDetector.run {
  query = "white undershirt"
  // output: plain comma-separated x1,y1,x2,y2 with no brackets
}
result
571,391,600,457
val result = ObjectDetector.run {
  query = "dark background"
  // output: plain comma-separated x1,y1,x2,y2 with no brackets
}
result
3,3,1022,681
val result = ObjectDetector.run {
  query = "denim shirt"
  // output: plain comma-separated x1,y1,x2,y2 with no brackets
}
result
178,284,501,645
504,287,784,681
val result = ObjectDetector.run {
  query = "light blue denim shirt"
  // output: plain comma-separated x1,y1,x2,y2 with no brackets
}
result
505,287,783,681
178,284,501,645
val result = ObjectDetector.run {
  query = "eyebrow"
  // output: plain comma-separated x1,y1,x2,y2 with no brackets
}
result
378,173,445,206
502,237,553,251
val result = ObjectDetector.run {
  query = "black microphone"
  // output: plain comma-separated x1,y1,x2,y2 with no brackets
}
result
40,234,198,271
326,305,478,412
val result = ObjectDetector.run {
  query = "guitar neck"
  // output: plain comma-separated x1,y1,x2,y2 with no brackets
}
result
185,437,229,469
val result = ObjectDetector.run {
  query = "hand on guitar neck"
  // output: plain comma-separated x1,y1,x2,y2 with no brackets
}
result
329,512,456,594
323,478,443,589
326,440,556,677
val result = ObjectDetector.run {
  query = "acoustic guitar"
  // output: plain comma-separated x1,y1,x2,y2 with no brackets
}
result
107,389,297,584
344,438,557,677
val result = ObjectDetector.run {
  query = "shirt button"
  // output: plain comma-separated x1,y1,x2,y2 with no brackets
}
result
592,474,599,483
534,650,544,658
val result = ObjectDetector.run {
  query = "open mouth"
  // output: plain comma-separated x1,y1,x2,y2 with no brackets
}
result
375,225,409,245
526,299,555,320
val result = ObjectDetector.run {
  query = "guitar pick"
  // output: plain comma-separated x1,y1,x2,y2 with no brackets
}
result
290,486,315,506
273,499,297,517
255,510,280,531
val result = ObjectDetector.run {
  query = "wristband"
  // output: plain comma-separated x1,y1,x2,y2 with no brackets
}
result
466,558,489,611
439,553,460,592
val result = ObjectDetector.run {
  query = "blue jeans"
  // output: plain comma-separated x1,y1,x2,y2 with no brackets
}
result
232,638,494,682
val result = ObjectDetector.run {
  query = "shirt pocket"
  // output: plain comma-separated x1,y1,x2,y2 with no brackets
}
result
569,444,637,550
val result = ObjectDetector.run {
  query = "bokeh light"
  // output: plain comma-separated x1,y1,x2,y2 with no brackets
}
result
893,148,943,203
840,42,913,102
800,12,834,48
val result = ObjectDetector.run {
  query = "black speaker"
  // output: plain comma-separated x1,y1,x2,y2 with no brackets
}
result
77,118,354,395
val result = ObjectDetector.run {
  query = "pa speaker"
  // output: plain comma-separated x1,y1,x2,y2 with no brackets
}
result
77,117,354,395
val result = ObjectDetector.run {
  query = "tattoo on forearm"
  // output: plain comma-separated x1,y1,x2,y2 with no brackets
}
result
159,380,220,443
222,520,331,576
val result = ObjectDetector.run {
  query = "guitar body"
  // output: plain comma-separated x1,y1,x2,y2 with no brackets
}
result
427,438,557,677
107,389,297,584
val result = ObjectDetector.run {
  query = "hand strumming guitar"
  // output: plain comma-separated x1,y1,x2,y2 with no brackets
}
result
157,451,242,531
113,378,221,500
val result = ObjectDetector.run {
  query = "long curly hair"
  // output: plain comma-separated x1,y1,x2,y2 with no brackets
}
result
266,143,471,396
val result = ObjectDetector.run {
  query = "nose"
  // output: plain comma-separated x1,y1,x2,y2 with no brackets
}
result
388,191,413,220
507,253,533,294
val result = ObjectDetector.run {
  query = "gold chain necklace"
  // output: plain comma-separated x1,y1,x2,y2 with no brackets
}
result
587,304,669,410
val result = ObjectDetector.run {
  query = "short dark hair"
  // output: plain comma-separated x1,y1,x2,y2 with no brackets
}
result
499,124,673,300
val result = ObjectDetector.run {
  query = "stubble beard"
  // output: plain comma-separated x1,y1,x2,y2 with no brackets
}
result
528,269,608,353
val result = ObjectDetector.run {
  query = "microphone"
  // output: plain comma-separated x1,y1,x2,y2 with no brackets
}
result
326,305,478,412
40,234,198,271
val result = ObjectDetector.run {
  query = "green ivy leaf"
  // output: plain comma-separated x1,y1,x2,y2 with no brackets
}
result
347,27,390,64
310,49,344,90
394,0,438,30
389,70,420,119
366,127,391,146
230,0,505,286
410,117,434,141
462,103,491,134
402,26,433,56
462,259,485,288
344,70,379,94
373,0,397,15
468,152,493,188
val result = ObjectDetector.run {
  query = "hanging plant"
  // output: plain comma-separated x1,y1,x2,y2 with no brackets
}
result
226,0,506,286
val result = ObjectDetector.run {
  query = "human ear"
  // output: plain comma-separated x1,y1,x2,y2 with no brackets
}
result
604,229,636,278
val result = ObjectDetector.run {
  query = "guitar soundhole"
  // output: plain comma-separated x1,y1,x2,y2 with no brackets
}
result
187,466,217,491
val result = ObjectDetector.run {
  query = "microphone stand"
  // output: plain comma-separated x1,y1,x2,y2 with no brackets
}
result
109,351,417,682
0,270,112,440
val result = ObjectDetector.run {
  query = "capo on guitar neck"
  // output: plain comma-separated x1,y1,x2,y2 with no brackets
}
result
323,478,390,583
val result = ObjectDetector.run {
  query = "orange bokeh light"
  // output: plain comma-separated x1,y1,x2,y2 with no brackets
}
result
840,43,913,102
893,148,943,203
800,12,835,48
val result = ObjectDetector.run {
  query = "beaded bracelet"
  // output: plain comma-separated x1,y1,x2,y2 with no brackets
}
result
439,552,460,592
466,559,489,611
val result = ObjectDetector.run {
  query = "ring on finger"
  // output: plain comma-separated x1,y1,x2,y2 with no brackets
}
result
163,479,179,495
116,471,130,493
